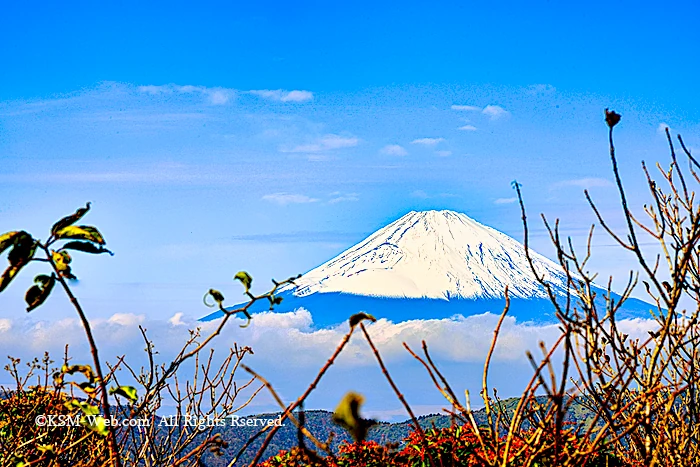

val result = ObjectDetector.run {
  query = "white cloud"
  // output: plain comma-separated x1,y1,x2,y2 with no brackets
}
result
249,89,314,102
176,85,202,94
451,105,481,111
252,310,314,330
0,310,659,417
411,138,445,146
410,190,457,199
108,313,145,326
0,162,241,185
451,104,510,120
458,125,477,131
552,178,614,189
137,84,235,105
284,134,359,153
380,144,408,156
169,312,188,326
494,197,518,205
482,105,510,120
0,310,658,369
262,193,320,205
306,155,333,162
138,84,313,105
328,192,360,204
284,90,313,102
138,85,170,95
435,150,452,157
207,89,232,105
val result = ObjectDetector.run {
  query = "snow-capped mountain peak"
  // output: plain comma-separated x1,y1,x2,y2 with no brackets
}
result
285,210,569,300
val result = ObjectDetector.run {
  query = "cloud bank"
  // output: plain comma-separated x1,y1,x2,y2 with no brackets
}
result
0,309,657,417
0,309,658,379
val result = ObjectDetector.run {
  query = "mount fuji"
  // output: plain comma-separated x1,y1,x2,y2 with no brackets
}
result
201,210,652,326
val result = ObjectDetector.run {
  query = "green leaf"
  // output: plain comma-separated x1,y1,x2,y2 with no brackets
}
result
52,250,76,280
64,399,100,416
234,271,253,291
0,233,35,293
52,250,72,265
204,289,225,307
76,381,97,395
25,274,56,312
0,265,22,294
81,415,109,436
267,294,283,306
332,391,376,443
54,225,106,245
266,294,284,310
53,371,64,387
34,274,52,286
109,385,138,403
60,241,113,256
349,312,376,328
209,289,225,303
51,202,91,235
0,231,20,256
6,232,35,263
62,363,95,383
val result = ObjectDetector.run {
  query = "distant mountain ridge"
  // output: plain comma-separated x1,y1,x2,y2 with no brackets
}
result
201,210,652,326
198,396,596,465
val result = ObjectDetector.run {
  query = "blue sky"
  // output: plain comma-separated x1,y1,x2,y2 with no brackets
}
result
1,0,699,414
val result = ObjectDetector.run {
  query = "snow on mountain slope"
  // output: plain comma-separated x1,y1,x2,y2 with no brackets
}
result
282,210,569,300
200,209,653,325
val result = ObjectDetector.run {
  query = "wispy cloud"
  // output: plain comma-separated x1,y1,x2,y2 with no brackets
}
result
261,193,320,205
229,231,364,243
451,104,510,120
451,105,482,111
0,163,234,185
283,134,359,153
410,190,458,199
380,144,408,156
138,84,314,105
411,190,430,199
435,150,452,157
494,197,517,205
138,84,235,105
552,178,614,189
458,125,477,131
328,192,360,204
482,105,510,120
411,138,445,146
249,89,314,102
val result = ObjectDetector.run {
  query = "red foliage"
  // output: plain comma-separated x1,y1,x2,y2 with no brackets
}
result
257,423,643,467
